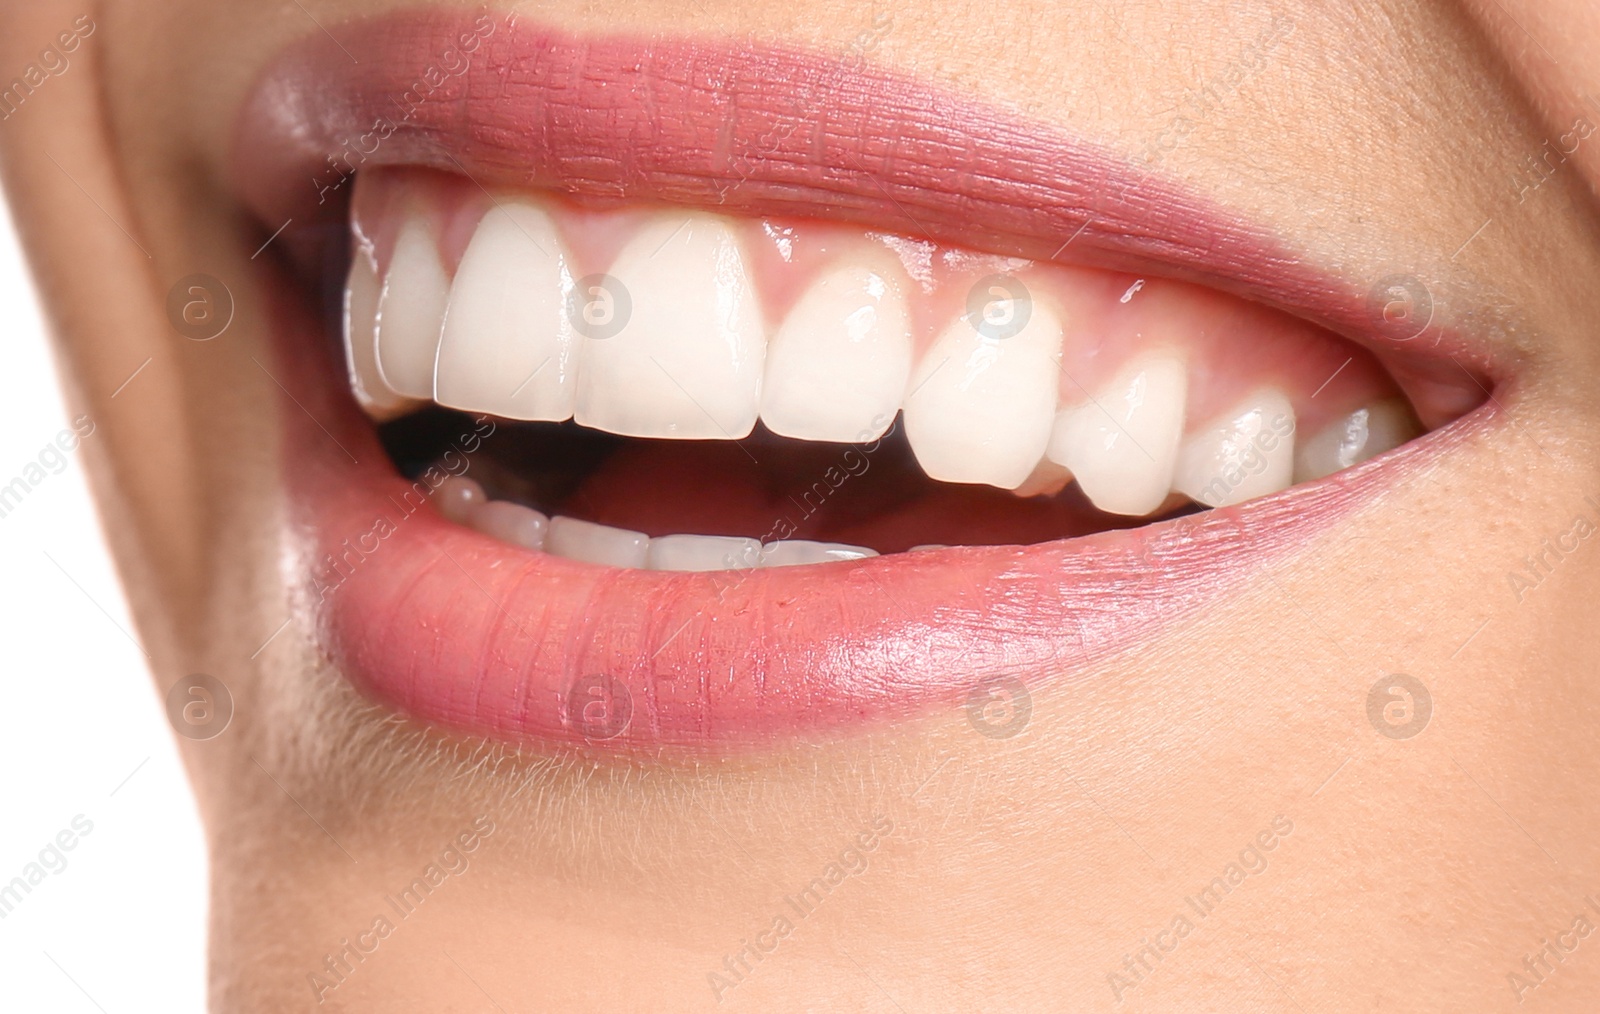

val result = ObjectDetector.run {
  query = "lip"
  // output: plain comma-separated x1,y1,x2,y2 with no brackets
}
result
234,9,1501,751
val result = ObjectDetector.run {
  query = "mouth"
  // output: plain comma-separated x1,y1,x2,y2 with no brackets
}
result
234,9,1497,752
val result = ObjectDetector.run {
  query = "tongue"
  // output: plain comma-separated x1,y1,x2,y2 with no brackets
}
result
565,434,1150,552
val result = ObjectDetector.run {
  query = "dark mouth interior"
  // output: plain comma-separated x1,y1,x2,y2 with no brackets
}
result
379,408,1191,552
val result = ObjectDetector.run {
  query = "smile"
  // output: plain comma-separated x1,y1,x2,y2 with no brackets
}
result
234,9,1497,750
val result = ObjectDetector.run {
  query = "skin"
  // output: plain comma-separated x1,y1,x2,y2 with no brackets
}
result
4,0,1600,1009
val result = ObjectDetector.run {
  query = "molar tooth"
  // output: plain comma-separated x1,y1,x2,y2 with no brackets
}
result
1172,388,1297,508
546,517,650,568
375,215,451,399
647,534,762,572
472,501,549,550
435,202,579,420
576,214,765,439
1293,401,1419,481
1047,354,1187,516
902,290,1063,489
760,254,912,442
344,242,416,420
758,540,878,567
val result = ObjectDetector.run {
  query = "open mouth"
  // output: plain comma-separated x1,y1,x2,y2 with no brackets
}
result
236,10,1496,751
354,165,1425,559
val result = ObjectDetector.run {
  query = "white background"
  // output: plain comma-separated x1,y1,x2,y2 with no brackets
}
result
0,196,208,1007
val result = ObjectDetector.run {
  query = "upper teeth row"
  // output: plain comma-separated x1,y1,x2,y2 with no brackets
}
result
346,200,1410,517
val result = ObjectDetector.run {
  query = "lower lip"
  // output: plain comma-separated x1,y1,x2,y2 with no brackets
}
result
269,286,1479,752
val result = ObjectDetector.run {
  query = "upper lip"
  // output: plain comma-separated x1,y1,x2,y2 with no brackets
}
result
233,8,1503,396
232,8,1501,751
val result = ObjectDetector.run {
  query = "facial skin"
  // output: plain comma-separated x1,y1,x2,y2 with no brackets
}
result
5,0,1600,1009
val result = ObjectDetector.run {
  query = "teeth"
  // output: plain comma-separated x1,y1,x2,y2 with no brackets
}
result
1294,401,1418,481
1172,387,1297,507
647,534,762,572
375,215,451,399
434,202,579,421
1010,457,1073,498
576,214,766,439
758,540,878,567
351,178,1420,531
344,242,416,419
759,253,913,442
902,292,1064,489
436,476,487,524
546,517,651,568
445,499,882,570
472,501,549,550
1046,353,1187,516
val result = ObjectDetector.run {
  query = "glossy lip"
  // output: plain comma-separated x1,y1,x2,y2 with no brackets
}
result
234,9,1502,751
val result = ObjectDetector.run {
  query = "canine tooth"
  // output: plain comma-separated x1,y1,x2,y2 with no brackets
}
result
902,293,1063,489
375,216,450,399
344,243,415,419
758,540,878,567
576,214,765,439
1047,354,1187,516
472,501,549,550
1172,388,1297,508
647,534,762,572
760,255,912,442
435,476,486,524
435,202,579,420
1293,401,1418,481
546,517,651,568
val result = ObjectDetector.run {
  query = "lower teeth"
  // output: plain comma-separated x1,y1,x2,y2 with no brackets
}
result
436,476,879,571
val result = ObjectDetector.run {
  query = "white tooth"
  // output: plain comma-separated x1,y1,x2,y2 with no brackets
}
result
546,516,650,568
647,534,762,572
375,216,451,399
344,241,416,420
435,202,579,420
576,214,766,439
1046,354,1187,516
1172,388,1297,508
760,253,913,442
436,476,487,524
758,540,878,567
1010,457,1073,498
902,291,1063,489
1293,401,1418,482
472,501,549,550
